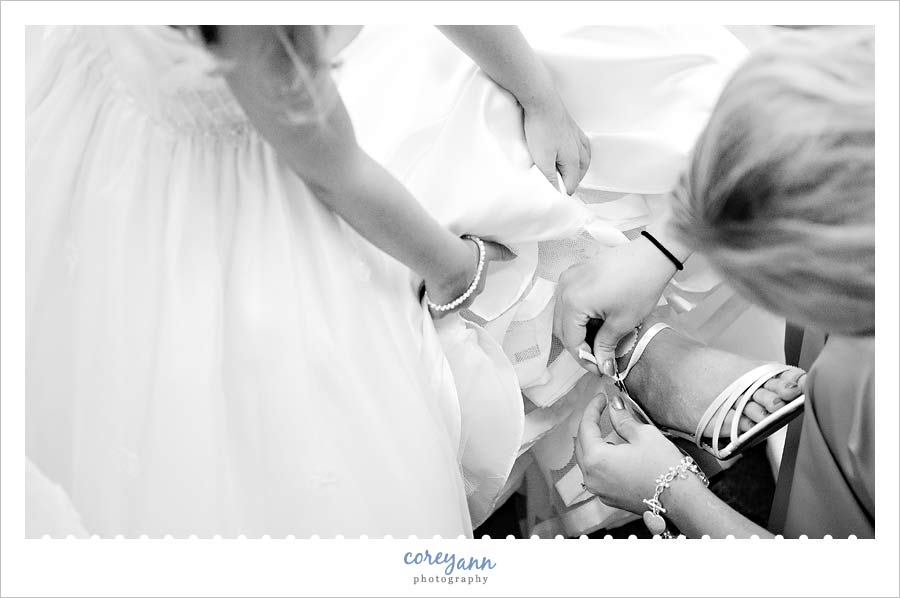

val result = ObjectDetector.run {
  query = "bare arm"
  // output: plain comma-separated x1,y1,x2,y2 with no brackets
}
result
437,26,557,111
218,27,476,303
664,474,774,538
576,393,774,539
437,26,591,194
644,203,694,264
554,201,695,376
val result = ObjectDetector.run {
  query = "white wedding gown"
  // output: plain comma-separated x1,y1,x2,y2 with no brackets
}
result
27,26,475,538
26,25,761,538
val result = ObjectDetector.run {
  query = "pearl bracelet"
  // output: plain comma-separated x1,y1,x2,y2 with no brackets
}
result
642,455,709,538
425,235,486,313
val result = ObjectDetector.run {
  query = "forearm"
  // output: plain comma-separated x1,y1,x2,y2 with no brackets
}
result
437,26,557,111
644,205,693,265
664,476,773,538
224,66,470,288
311,151,471,286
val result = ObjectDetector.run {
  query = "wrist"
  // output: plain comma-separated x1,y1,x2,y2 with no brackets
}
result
659,470,711,529
515,61,559,114
640,455,710,537
427,237,478,304
634,235,679,282
645,215,692,264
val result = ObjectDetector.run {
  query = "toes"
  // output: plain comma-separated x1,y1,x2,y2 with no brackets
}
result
737,414,755,434
778,367,807,387
712,411,737,438
709,411,728,437
700,366,806,441
752,388,786,413
742,401,768,424
717,411,758,437
764,373,803,402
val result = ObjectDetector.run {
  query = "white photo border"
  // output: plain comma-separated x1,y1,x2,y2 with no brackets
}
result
2,2,898,597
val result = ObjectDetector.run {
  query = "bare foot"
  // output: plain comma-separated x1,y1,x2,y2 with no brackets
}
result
611,317,806,438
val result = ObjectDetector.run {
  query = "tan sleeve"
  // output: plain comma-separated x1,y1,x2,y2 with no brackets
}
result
847,361,875,518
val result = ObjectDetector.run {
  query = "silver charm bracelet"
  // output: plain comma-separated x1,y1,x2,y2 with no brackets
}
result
642,455,709,538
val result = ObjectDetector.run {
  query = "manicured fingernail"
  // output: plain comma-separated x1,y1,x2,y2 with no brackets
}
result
610,395,625,410
578,348,598,365
785,382,799,390
601,359,615,377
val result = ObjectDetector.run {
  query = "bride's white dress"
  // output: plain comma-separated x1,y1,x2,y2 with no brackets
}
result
26,25,756,537
27,26,474,538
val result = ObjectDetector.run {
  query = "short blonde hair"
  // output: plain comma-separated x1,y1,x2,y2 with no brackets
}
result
671,28,875,335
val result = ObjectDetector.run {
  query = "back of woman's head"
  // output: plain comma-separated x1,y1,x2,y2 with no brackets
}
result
671,28,875,335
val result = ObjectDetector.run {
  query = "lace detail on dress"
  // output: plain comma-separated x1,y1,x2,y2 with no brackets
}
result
76,26,253,142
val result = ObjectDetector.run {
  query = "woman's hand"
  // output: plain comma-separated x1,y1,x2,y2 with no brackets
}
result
523,93,591,195
574,391,687,514
435,26,591,194
425,237,516,317
576,390,772,538
553,234,677,376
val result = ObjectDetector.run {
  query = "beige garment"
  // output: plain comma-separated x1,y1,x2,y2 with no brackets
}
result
784,334,875,538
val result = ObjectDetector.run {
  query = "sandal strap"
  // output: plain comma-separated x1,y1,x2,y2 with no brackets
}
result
616,322,671,382
613,322,671,426
613,323,798,460
697,362,794,456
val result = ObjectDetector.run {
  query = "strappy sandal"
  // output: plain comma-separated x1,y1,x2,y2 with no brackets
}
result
606,322,805,460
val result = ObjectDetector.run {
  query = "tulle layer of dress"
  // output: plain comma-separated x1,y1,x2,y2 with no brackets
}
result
26,25,752,537
335,25,751,535
27,26,473,538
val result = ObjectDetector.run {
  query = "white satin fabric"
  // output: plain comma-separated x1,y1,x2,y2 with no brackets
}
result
26,25,748,537
27,26,471,538
26,458,89,538
336,25,748,534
